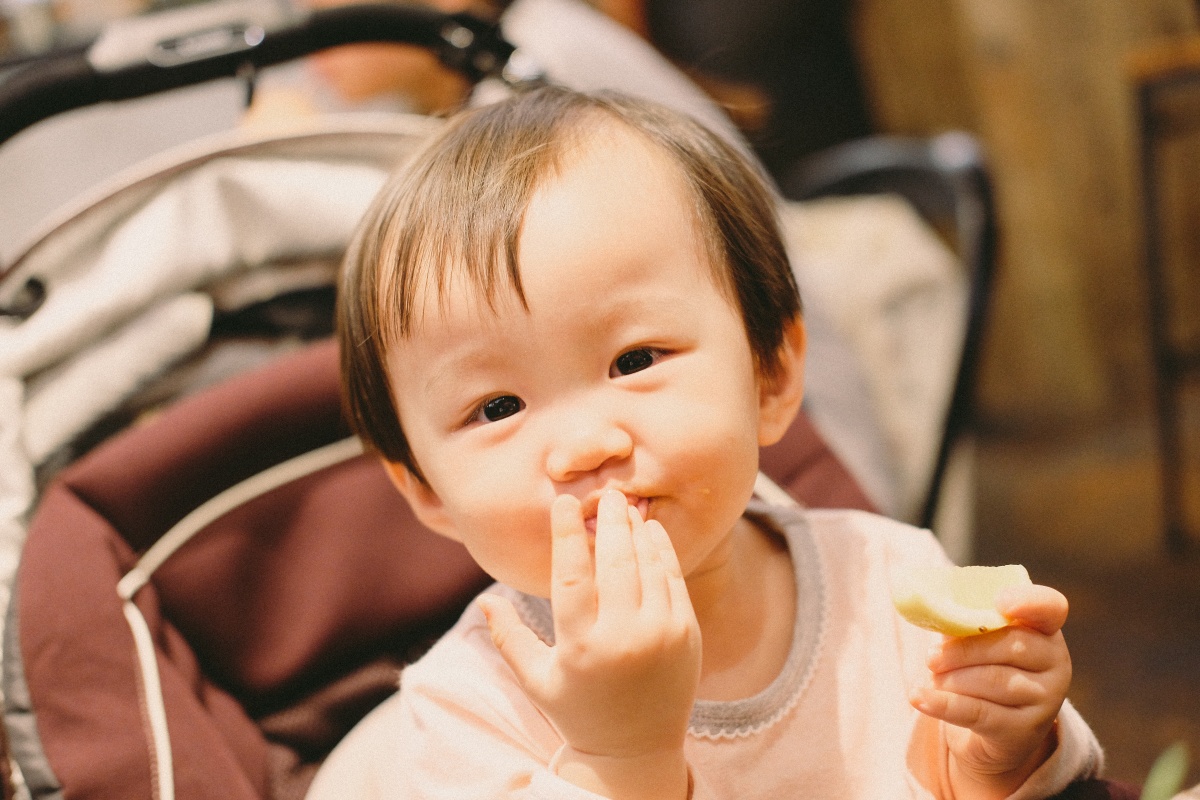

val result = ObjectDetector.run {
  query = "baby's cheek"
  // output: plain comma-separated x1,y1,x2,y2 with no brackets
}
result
456,491,554,595
659,403,758,480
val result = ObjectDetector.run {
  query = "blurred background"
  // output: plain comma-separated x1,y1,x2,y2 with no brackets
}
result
3,0,1200,790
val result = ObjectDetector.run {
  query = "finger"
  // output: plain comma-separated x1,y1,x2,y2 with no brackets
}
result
995,584,1069,636
931,627,1063,673
550,494,597,638
593,490,640,610
929,664,1048,708
909,686,1013,738
630,507,668,616
478,595,553,690
644,519,694,620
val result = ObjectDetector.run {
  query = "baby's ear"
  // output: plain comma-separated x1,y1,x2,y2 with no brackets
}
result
380,459,462,543
757,317,806,447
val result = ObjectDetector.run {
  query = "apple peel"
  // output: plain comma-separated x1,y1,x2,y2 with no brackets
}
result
891,563,1032,637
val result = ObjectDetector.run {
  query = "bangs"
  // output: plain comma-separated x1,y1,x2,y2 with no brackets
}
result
368,111,598,349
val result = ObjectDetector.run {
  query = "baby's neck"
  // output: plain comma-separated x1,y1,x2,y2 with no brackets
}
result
687,517,797,702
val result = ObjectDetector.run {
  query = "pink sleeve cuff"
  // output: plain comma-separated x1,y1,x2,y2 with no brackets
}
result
1008,699,1105,800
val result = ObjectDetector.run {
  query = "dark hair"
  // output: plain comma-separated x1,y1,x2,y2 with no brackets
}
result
338,85,801,477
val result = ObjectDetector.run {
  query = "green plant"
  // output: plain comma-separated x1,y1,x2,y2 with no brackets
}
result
1141,742,1189,800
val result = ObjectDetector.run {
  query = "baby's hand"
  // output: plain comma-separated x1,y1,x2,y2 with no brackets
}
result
910,583,1072,799
478,490,701,800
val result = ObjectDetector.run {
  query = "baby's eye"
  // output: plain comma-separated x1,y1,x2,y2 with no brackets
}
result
472,395,524,424
611,348,660,377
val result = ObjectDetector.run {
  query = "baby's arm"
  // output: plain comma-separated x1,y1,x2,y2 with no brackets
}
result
478,491,702,800
911,583,1073,800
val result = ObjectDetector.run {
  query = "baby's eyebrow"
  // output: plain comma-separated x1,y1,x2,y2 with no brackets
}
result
419,348,502,402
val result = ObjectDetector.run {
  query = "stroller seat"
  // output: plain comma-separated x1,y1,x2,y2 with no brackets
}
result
7,340,493,799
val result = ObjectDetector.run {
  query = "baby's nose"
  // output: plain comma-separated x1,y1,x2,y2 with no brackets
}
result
544,416,633,482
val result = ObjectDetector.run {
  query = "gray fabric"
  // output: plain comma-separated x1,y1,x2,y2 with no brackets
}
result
0,81,245,264
3,592,62,800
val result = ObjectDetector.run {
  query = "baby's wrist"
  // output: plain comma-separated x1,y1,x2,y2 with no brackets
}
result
552,744,691,800
946,720,1059,800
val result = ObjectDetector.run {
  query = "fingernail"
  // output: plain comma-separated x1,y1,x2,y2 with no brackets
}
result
600,489,625,514
477,596,495,622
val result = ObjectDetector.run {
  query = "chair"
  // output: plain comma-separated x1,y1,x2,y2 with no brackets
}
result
1128,35,1200,554
779,130,998,531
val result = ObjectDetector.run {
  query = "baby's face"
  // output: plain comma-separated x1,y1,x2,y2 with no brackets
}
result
386,128,771,597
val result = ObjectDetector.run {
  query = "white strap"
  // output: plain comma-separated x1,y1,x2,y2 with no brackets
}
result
116,435,366,800
118,436,365,600
122,599,174,800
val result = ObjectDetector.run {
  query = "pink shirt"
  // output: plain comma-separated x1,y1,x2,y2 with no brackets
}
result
306,504,1102,799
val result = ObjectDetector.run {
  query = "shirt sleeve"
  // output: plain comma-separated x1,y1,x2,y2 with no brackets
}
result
304,599,618,800
1007,699,1105,800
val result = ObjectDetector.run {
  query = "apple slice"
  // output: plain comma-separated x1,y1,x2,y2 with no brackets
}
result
892,564,1032,637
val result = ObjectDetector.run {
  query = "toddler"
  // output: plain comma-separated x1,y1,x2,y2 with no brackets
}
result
307,86,1102,799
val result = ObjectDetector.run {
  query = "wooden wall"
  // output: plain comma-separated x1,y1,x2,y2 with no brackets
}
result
854,0,1200,431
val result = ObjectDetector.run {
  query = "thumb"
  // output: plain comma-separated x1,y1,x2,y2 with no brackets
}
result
996,584,1069,636
477,595,553,689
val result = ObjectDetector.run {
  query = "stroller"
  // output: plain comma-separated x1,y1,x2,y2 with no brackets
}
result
0,1,1138,797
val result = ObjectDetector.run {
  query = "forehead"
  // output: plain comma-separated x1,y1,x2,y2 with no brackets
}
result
402,118,720,332
520,124,705,262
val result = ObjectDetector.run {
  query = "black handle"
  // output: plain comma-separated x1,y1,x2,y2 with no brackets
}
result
0,1,517,146
0,51,103,145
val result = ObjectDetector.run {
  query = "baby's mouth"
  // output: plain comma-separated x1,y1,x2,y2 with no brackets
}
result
583,495,650,534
